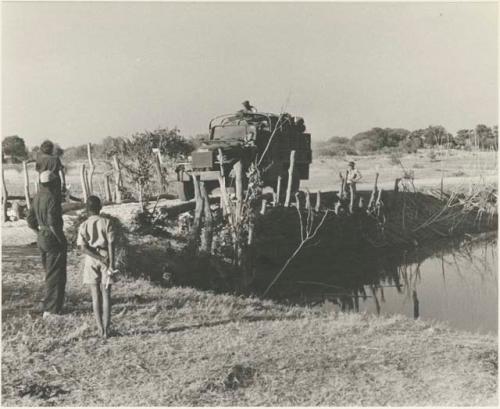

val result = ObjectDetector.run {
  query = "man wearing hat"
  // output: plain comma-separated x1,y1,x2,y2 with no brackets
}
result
27,170,67,317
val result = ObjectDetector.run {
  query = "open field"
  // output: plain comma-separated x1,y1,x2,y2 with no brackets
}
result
2,149,497,199
1,245,497,406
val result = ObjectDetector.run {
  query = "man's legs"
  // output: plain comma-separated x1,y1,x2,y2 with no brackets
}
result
101,284,112,338
90,284,104,336
43,245,67,314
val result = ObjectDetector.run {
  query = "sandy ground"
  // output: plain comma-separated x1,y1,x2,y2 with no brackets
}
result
2,149,497,197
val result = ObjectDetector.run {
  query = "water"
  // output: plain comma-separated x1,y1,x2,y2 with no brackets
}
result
270,236,497,335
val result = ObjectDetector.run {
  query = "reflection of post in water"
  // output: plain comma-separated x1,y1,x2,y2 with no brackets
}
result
370,285,381,315
412,289,419,319
354,289,359,312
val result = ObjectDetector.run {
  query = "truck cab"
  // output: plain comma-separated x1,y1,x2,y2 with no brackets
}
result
176,111,312,201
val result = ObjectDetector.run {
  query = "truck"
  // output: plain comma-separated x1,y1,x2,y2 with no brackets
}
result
175,110,312,201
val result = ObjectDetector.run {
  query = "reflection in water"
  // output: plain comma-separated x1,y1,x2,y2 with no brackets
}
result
265,236,497,334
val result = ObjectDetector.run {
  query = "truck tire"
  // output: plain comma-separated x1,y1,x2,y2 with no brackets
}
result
176,180,194,201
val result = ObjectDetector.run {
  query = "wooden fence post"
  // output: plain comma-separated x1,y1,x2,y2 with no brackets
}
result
349,184,355,214
275,175,282,206
80,163,89,202
1,166,8,223
87,143,95,195
260,198,267,215
104,174,113,202
153,150,165,194
112,155,122,204
22,160,31,210
218,175,234,226
305,189,311,212
234,160,243,222
190,174,204,246
394,178,401,193
217,149,227,215
284,150,296,207
137,182,144,212
338,172,345,200
315,191,321,212
200,181,213,253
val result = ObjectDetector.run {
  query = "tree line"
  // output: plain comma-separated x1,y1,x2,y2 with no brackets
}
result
1,128,200,164
2,123,498,164
316,124,498,157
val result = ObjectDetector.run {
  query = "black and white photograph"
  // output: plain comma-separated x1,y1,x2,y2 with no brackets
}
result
1,1,498,406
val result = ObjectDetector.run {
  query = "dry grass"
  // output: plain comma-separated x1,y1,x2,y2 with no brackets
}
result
2,246,497,406
304,149,497,192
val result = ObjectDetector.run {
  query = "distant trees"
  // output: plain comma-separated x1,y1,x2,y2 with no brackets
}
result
351,128,410,153
316,123,498,157
2,135,28,162
315,136,357,157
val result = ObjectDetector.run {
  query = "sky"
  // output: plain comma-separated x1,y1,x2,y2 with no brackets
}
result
2,1,498,148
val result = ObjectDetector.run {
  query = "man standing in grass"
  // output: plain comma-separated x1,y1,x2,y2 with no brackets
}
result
77,196,116,338
27,170,67,317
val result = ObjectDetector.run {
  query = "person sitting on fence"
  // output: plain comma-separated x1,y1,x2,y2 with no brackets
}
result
35,140,66,202
77,195,117,338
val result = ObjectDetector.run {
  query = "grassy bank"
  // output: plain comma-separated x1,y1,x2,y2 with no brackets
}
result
2,247,497,406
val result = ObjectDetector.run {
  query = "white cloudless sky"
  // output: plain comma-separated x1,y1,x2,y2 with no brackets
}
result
2,1,498,148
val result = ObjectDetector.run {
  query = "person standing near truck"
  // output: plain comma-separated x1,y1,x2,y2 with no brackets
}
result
345,161,362,213
346,161,362,194
27,170,67,317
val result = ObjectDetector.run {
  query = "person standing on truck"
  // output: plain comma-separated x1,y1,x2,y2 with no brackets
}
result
241,100,257,113
35,140,66,202
27,170,67,318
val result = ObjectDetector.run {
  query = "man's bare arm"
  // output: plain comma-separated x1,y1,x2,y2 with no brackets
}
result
79,243,107,263
107,241,115,271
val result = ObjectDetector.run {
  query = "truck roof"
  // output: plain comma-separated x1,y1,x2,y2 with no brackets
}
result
209,112,282,130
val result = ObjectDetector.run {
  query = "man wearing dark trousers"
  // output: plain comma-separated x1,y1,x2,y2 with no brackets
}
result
27,170,67,317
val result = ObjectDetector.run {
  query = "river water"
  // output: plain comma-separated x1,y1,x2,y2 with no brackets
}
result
270,236,497,335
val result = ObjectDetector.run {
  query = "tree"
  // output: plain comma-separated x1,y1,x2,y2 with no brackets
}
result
475,124,495,150
454,129,472,149
2,135,28,162
351,127,410,153
421,126,451,147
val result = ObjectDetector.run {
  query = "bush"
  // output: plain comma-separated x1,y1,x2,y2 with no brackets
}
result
389,151,402,166
428,150,437,162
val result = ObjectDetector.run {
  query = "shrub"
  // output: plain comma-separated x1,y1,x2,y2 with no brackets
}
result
428,150,437,162
389,151,402,166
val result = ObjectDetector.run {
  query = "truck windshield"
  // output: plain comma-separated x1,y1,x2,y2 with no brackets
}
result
211,125,247,141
